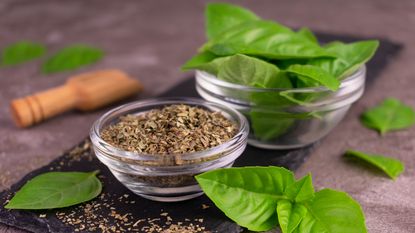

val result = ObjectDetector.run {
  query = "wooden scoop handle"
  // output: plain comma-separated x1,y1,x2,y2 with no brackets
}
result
10,70,143,128
11,85,77,127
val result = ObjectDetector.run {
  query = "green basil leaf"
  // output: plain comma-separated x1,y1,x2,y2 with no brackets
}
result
277,79,330,107
278,76,330,107
250,111,295,141
279,90,315,106
187,53,293,88
292,189,367,233
42,45,104,73
202,20,335,60
183,3,379,144
1,41,46,66
309,40,379,78
5,171,102,209
277,200,307,233
285,64,340,91
199,54,324,141
184,53,298,141
217,54,292,88
198,167,367,233
181,51,222,74
360,98,415,135
284,174,314,203
296,27,318,44
345,150,404,179
203,20,292,46
205,3,259,40
195,167,295,231
213,54,296,141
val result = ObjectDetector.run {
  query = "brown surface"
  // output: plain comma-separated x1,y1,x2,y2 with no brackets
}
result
0,0,414,232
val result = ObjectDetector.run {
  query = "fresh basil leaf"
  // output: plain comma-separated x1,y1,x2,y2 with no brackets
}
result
42,45,104,73
203,20,292,47
185,53,293,88
280,76,337,110
5,171,102,209
272,59,309,70
184,3,379,144
277,200,307,233
1,41,46,66
194,57,230,76
284,174,314,203
309,40,379,78
211,54,296,141
187,53,293,88
296,27,318,44
195,167,295,231
279,90,316,106
361,98,415,135
272,60,327,106
217,54,292,88
198,167,367,233
292,189,367,233
285,64,340,91
276,176,315,232
248,108,320,141
201,54,325,141
345,150,404,179
250,111,295,141
278,74,331,108
205,3,259,40
202,20,335,60
182,51,223,75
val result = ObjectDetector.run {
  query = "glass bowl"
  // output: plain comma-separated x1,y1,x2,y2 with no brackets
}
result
90,97,249,202
195,66,366,149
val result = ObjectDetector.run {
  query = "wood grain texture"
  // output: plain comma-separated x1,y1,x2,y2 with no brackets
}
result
0,0,414,232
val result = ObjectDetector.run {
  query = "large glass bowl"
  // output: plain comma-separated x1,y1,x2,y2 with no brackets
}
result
196,66,366,149
90,97,248,202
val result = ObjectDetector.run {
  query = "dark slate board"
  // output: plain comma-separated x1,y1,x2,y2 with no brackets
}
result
0,35,402,233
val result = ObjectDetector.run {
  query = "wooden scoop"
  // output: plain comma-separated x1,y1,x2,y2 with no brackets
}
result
10,69,143,128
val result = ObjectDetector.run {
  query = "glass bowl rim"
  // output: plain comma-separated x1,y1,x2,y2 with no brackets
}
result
90,97,249,163
196,65,366,93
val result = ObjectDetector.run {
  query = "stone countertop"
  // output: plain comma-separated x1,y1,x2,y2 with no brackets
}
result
0,0,414,232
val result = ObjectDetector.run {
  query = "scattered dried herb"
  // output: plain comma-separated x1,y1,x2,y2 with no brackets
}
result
56,192,211,233
101,104,237,155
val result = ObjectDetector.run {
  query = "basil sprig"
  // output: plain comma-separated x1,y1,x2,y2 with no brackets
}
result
196,166,367,232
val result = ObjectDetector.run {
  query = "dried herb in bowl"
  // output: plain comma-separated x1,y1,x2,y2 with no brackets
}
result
101,104,237,156
92,99,248,201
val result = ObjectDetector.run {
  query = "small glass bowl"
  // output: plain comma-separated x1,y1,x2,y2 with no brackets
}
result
195,66,366,149
90,97,249,202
